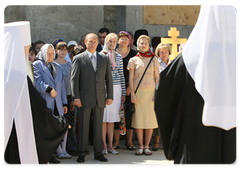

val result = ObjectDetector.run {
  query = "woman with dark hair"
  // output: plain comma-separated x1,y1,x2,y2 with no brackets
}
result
28,43,37,62
114,31,137,150
34,40,45,54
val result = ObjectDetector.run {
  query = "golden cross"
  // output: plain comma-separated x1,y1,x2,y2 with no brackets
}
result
161,27,187,61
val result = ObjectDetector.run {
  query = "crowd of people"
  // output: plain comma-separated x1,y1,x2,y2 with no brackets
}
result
5,6,235,165
29,27,182,163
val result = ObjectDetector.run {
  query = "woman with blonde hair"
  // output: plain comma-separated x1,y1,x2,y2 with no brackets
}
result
127,35,159,155
155,43,171,73
100,33,126,155
151,43,171,151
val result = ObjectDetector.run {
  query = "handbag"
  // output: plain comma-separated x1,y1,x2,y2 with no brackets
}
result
127,57,154,114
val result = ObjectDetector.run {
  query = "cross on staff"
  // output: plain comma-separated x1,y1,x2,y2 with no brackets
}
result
161,27,187,61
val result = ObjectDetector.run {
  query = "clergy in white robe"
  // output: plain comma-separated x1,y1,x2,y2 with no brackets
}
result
4,21,68,164
4,21,38,164
155,5,236,164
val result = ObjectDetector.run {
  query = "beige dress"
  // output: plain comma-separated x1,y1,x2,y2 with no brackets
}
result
127,56,159,129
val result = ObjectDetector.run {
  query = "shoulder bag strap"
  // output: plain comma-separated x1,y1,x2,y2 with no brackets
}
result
134,57,154,94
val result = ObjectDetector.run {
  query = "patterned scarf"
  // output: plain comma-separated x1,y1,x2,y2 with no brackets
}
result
102,39,117,70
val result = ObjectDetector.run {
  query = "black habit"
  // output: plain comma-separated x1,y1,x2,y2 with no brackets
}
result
154,54,236,164
5,76,68,164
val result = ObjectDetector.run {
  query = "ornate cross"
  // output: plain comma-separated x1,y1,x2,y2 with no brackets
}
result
161,27,187,61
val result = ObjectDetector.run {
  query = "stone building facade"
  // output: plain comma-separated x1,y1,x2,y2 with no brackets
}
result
4,5,196,44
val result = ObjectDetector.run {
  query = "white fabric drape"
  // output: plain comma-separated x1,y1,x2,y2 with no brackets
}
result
4,21,38,163
182,6,236,130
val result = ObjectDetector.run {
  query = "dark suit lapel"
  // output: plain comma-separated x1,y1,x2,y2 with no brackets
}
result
83,51,95,73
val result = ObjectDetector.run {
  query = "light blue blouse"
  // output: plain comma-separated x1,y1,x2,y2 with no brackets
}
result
58,62,72,95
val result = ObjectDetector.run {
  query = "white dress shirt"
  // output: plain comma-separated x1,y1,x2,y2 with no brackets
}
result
86,50,97,71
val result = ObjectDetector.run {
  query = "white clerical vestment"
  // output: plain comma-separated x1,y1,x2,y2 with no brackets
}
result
4,21,38,163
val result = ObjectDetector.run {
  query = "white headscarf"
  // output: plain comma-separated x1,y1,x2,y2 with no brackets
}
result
37,43,55,63
4,21,38,163
102,34,117,69
182,6,236,131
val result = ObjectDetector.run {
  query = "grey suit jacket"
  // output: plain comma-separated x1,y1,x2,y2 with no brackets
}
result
71,51,113,108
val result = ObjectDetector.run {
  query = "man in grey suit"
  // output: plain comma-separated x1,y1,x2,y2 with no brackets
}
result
71,33,113,163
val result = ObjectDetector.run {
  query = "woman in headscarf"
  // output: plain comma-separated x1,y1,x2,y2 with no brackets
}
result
115,31,137,150
100,33,126,155
33,44,68,163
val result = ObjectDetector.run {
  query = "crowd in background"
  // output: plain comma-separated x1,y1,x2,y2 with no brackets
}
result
29,27,182,163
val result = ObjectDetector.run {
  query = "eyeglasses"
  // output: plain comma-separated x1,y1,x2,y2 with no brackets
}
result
119,38,129,41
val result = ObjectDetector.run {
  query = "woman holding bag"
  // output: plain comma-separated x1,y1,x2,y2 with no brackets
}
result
127,35,159,156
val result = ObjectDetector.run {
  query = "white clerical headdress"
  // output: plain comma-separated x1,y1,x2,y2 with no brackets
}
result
4,21,38,163
182,6,236,130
